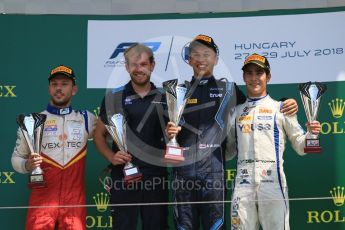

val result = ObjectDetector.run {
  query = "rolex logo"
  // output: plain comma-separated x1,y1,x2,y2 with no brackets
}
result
93,192,109,212
328,98,345,118
330,186,345,207
0,85,16,97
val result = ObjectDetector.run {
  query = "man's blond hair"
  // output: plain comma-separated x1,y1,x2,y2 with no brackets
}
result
124,43,154,64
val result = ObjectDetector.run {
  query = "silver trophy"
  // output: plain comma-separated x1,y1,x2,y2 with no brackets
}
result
105,113,142,184
163,79,192,162
299,82,327,153
16,113,47,188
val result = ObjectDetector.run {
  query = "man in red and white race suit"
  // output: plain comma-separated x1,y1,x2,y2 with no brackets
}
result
11,65,96,230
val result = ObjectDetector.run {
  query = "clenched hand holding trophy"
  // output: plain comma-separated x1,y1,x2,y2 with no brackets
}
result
163,79,192,163
16,113,47,188
105,113,143,184
299,81,327,153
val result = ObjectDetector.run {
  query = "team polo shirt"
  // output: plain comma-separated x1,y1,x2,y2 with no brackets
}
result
99,81,167,177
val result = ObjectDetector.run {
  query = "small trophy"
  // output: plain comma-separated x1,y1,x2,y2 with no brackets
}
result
105,113,142,184
299,82,327,153
16,113,47,189
163,79,192,163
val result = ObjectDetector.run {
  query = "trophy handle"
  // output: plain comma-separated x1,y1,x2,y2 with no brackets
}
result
17,113,47,189
299,82,326,154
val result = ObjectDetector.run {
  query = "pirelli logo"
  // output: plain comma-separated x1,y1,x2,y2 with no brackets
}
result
238,116,252,122
187,98,198,104
51,66,73,75
45,119,57,125
194,35,212,43
244,54,266,65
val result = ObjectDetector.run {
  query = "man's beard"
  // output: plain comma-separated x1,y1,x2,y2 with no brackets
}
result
130,73,150,86
51,97,70,107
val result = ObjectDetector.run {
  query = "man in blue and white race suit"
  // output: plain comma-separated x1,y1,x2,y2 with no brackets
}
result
226,53,321,230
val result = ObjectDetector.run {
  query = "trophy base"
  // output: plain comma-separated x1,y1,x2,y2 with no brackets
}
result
28,174,46,189
124,173,143,185
305,138,322,153
304,146,322,153
123,165,143,184
163,146,185,164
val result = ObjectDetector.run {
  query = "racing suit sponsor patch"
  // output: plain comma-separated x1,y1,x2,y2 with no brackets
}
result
257,115,273,120
187,98,198,104
231,197,241,229
210,93,223,98
44,119,58,135
124,98,132,105
239,179,250,184
259,108,272,114
199,143,221,149
68,120,84,141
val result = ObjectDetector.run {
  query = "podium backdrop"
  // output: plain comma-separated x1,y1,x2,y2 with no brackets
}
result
1,7,345,229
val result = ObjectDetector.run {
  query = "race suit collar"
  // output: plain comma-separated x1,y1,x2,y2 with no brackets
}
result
47,104,73,115
247,94,270,106
190,75,216,85
247,94,268,102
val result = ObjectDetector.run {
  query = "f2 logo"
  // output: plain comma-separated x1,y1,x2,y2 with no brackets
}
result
109,42,161,59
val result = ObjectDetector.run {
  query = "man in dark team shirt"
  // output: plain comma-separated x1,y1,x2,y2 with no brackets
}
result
94,43,168,230
166,34,298,230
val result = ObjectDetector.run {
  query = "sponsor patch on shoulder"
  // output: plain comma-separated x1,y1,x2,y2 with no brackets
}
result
187,98,198,104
